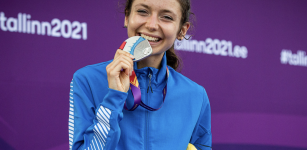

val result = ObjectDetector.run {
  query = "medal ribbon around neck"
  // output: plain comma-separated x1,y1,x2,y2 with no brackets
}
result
124,67,169,111
119,37,169,111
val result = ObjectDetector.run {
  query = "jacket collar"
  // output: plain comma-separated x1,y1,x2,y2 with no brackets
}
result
134,53,168,89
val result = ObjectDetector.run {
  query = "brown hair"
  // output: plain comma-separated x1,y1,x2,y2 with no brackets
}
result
123,0,194,71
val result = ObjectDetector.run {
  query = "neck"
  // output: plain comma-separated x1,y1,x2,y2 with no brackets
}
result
137,52,164,69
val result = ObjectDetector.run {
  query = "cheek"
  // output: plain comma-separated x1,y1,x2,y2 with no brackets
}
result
163,25,178,41
127,21,137,37
160,28,177,50
127,16,146,37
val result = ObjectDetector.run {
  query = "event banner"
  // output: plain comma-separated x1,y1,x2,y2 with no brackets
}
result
0,0,306,149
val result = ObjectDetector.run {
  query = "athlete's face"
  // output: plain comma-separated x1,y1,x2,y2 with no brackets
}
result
125,0,190,56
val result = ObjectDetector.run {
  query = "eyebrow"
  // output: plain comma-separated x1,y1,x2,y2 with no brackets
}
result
134,3,177,17
134,3,150,9
161,9,177,17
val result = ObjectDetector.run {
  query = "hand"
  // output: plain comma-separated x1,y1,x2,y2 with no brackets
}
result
106,49,134,93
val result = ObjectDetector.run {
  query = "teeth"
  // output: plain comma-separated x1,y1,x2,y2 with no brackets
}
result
141,34,159,41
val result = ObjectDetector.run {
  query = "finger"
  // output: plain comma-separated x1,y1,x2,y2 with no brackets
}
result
113,60,131,76
114,50,135,69
116,54,134,72
110,50,134,76
109,51,131,69
115,49,135,59
110,57,133,76
108,61,129,77
117,51,134,60
113,55,134,74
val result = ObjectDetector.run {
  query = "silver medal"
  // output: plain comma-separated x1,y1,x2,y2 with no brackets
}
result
122,36,152,62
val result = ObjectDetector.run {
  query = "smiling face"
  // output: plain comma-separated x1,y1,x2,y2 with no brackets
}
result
125,0,189,59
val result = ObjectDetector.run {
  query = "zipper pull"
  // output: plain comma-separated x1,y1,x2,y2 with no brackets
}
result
147,74,153,93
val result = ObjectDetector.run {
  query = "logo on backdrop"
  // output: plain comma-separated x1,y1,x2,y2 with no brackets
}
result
280,49,307,67
0,12,87,40
174,35,248,59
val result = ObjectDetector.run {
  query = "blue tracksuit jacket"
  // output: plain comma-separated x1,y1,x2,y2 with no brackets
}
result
68,53,212,150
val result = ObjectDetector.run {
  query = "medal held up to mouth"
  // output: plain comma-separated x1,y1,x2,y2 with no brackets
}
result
119,36,152,62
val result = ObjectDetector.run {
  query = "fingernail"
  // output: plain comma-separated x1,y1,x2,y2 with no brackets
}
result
130,54,135,59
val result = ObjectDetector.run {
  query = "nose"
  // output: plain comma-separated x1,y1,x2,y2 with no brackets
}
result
145,14,158,31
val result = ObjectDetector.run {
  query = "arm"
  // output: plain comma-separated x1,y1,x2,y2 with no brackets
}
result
68,49,133,150
190,89,212,150
68,72,128,150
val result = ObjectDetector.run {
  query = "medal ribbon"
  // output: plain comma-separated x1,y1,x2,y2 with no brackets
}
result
119,41,169,111
124,67,169,111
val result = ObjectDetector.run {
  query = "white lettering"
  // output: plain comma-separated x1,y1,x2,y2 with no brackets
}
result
61,20,72,38
81,23,87,40
280,49,307,67
220,40,228,56
233,45,241,58
18,13,22,32
0,12,7,31
22,13,27,33
205,38,213,54
71,21,81,39
212,39,220,55
51,18,61,37
227,41,233,56
190,40,198,52
0,12,88,40
41,22,51,36
241,46,248,59
175,36,248,59
7,17,17,32
198,41,206,53
31,20,41,35
26,15,31,34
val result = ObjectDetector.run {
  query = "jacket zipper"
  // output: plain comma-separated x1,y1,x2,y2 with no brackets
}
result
147,74,153,93
145,73,152,150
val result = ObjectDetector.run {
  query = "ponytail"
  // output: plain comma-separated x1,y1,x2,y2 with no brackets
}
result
166,45,182,71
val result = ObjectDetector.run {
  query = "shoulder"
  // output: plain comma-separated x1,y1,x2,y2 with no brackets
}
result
168,66,204,91
167,66,207,99
71,60,113,99
73,60,113,80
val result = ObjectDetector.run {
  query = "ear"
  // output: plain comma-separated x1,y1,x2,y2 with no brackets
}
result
178,22,190,40
124,16,129,27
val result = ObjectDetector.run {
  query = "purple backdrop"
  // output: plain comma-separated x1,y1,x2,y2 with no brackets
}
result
1,0,307,150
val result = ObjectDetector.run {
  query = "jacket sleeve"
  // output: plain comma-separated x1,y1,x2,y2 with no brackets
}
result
190,88,212,150
68,72,127,150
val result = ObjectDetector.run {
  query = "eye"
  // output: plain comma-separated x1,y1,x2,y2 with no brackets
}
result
163,15,173,21
137,9,148,15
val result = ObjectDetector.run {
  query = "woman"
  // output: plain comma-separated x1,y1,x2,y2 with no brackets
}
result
68,0,212,149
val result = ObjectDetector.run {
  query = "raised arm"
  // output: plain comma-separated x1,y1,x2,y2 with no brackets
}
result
69,50,134,150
